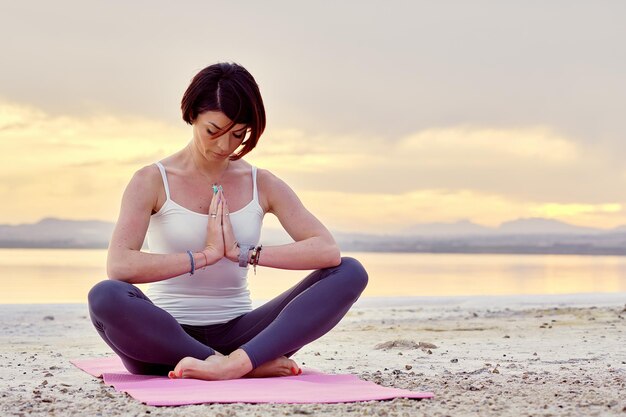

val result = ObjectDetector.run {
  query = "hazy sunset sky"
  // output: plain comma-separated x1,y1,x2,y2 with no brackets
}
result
1,1,625,234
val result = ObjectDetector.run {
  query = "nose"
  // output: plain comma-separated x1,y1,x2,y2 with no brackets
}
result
215,133,231,152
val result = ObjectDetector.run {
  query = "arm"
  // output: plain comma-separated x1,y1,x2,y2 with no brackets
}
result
106,166,218,283
250,170,341,270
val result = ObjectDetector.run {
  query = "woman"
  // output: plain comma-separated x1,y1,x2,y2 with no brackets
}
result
88,62,368,381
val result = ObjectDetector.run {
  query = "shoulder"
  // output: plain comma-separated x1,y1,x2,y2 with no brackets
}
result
256,167,290,193
255,168,299,213
130,164,162,189
120,164,163,212
256,167,279,184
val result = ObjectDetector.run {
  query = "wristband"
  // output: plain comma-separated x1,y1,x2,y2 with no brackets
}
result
186,250,195,275
238,244,253,267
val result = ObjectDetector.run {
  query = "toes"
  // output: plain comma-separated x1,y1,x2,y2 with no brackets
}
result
171,357,191,379
290,365,303,376
287,359,301,376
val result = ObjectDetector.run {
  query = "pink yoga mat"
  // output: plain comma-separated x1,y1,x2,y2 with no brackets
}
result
71,356,434,406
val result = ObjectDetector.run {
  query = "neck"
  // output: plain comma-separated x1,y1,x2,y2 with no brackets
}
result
187,143,230,181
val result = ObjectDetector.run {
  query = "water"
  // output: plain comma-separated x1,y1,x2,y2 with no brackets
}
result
1,249,626,304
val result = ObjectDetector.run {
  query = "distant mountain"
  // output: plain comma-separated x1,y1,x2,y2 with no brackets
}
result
403,219,494,237
405,218,617,237
497,218,602,235
1,217,625,255
611,225,626,233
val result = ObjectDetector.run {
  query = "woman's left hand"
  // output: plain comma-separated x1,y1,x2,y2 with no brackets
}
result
221,194,240,263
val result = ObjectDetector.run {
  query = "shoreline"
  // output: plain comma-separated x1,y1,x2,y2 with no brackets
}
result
2,291,625,309
2,246,626,257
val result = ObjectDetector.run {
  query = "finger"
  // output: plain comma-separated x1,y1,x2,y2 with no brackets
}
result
222,200,236,240
223,198,230,220
208,185,220,215
216,194,224,225
210,189,225,224
221,201,237,261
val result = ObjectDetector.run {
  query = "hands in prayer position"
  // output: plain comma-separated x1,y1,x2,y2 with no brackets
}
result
202,187,241,265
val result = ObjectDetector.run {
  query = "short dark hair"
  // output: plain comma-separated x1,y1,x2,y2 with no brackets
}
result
181,62,266,160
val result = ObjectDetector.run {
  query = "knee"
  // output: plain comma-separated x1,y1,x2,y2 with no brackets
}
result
88,280,133,318
337,257,368,297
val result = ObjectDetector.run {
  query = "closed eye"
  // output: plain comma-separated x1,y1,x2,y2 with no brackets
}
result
206,127,248,139
234,128,251,140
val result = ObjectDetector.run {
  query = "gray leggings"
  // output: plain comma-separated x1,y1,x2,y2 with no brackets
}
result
88,257,368,375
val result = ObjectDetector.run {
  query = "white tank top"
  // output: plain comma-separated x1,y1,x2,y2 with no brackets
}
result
145,162,263,325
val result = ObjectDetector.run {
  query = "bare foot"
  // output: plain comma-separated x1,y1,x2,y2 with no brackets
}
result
245,356,302,378
168,349,253,380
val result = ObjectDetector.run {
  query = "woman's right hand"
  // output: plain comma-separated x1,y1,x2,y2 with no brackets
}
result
203,188,225,265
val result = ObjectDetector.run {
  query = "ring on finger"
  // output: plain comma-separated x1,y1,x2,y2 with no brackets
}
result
210,213,218,218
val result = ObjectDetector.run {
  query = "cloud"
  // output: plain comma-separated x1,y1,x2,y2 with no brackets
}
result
1,100,625,231
532,203,622,217
398,126,579,164
251,125,620,200
250,126,626,230
280,190,626,234
529,203,625,229
293,189,523,233
0,100,189,222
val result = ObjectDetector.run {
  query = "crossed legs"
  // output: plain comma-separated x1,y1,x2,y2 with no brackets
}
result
88,257,368,379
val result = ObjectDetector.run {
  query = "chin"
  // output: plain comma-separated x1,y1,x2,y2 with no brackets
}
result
211,152,230,159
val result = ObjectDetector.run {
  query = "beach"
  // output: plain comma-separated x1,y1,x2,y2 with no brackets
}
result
1,295,625,416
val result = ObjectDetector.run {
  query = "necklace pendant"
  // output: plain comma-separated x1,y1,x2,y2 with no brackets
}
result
212,184,219,194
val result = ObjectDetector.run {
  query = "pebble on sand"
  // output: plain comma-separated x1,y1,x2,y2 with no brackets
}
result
374,340,419,350
374,340,439,350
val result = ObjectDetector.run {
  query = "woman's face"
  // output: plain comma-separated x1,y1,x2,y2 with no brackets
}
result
192,111,248,160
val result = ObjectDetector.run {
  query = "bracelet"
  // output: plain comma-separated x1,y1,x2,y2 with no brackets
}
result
250,245,262,275
238,244,254,267
199,251,209,268
186,250,195,275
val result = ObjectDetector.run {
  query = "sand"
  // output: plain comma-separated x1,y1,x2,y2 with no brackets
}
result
1,295,625,416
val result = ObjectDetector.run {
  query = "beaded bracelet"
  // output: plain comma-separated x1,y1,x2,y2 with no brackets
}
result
255,245,262,267
250,245,262,275
186,250,195,275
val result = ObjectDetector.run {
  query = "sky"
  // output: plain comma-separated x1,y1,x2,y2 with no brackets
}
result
1,1,625,234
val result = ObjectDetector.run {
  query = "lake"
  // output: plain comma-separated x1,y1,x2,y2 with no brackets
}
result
2,249,626,304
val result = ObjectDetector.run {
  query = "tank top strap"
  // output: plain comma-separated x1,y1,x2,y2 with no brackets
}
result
251,166,259,203
154,162,171,200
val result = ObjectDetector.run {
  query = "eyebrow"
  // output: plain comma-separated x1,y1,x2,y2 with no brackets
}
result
206,121,247,132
